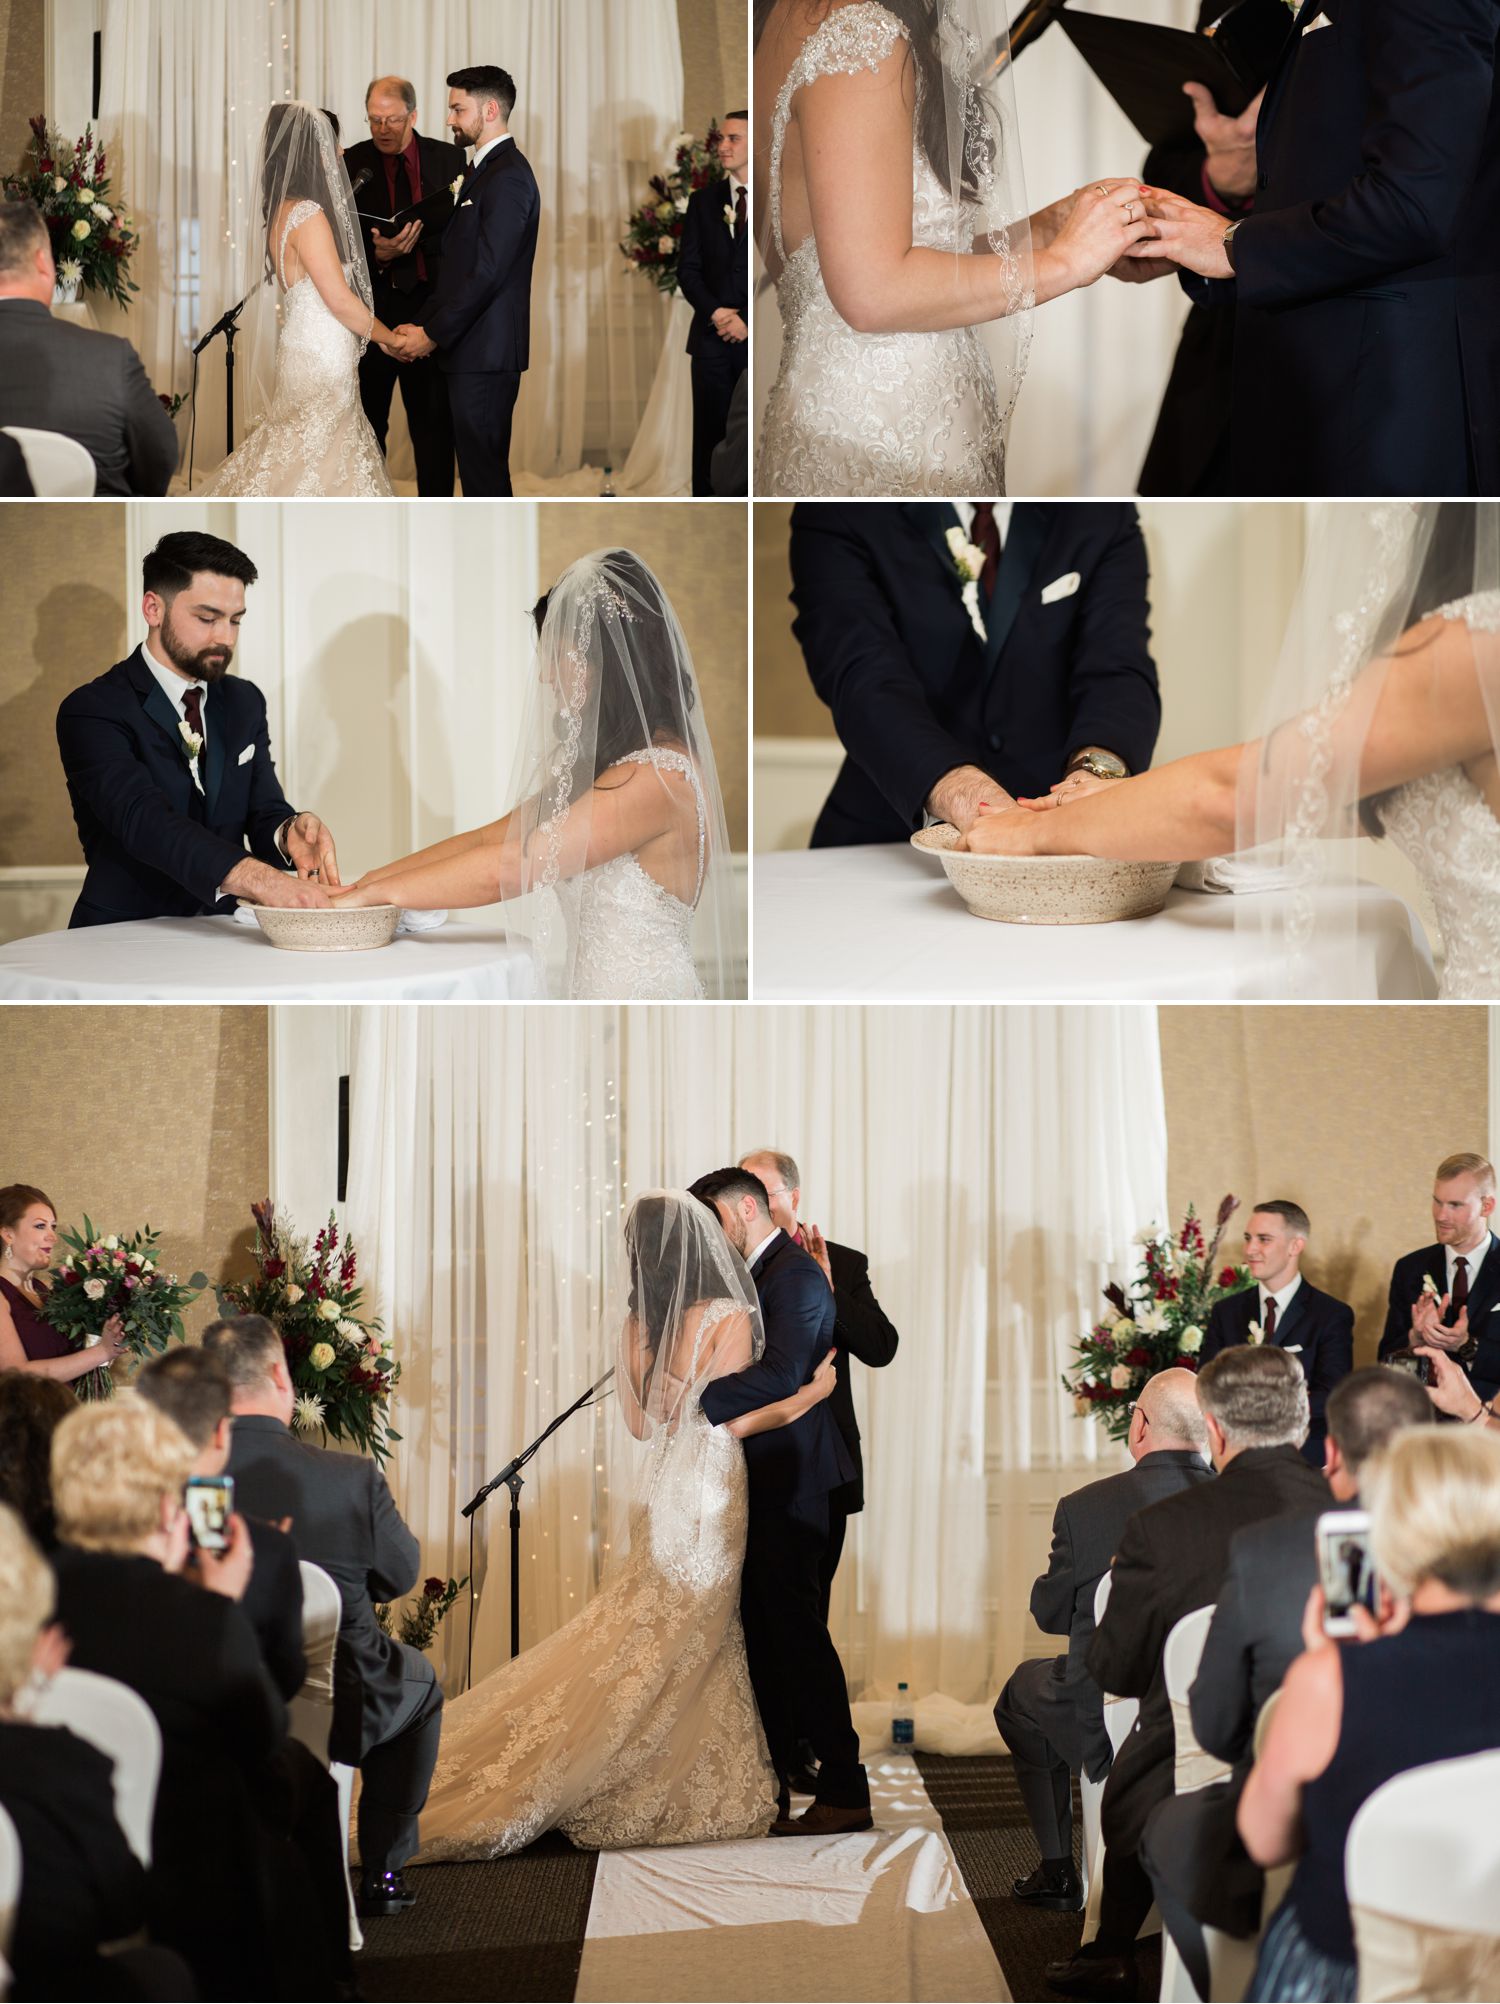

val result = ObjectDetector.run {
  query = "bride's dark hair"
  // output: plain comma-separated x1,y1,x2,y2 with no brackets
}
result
258,102,343,279
625,1195,724,1360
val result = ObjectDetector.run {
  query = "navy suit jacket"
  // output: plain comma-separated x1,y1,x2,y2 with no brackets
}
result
1380,1235,1500,1402
1200,1277,1354,1462
788,504,1160,847
698,1231,853,1507
420,139,538,374
1214,0,1500,494
56,653,297,927
677,178,748,359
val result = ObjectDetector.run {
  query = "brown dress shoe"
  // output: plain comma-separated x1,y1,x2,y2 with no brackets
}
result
768,1801,875,1837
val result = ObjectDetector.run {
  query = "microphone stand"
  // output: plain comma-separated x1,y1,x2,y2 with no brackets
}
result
192,287,255,459
460,1367,615,1686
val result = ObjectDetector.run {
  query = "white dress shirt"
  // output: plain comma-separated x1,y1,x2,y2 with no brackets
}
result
1445,1234,1493,1295
471,133,514,173
748,1224,783,1272
1259,1271,1303,1334
952,501,1013,545
140,642,208,794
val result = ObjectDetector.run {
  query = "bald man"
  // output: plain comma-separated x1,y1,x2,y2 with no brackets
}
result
994,1370,1212,1913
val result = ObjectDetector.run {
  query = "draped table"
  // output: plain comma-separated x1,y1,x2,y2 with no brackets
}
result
0,915,535,1002
752,845,1438,1001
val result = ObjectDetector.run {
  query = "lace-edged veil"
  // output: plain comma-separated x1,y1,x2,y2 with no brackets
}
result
752,0,1033,443
495,550,738,998
233,101,372,442
1232,503,1500,997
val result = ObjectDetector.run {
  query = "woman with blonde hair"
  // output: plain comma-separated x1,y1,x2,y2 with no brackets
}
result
1239,1427,1500,2001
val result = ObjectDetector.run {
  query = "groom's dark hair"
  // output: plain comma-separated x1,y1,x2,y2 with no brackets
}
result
448,66,516,119
143,532,258,603
689,1168,771,1220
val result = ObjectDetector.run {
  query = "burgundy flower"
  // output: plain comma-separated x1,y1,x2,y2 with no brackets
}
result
1103,1281,1128,1315
1124,1347,1150,1368
1175,1355,1199,1372
423,1577,445,1599
1218,1266,1239,1288
263,1257,286,1280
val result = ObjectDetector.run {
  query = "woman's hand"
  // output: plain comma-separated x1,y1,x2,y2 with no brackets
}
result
185,1512,255,1602
1017,771,1126,813
963,807,1047,857
1136,188,1234,280
324,883,384,909
1045,182,1159,291
1413,1345,1493,1423
95,1313,126,1367
807,1347,838,1407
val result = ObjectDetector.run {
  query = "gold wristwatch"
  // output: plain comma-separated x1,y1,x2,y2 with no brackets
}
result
1223,219,1244,272
1067,749,1128,781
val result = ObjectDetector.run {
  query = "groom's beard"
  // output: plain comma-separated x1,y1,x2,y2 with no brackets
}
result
159,614,233,682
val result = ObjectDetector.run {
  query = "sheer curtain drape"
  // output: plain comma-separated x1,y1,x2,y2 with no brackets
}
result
97,0,683,477
345,1005,1167,1703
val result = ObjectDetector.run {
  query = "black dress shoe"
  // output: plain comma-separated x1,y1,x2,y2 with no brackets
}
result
1044,1943,1136,1998
1011,1860,1084,1912
356,1870,418,1917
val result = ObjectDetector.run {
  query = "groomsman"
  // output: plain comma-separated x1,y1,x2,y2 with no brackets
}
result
344,78,467,496
1379,1151,1500,1404
1199,1201,1353,1466
678,114,748,495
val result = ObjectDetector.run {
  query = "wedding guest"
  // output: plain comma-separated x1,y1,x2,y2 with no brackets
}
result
49,1398,285,2000
1380,1151,1500,1403
1242,1428,1500,2000
56,531,341,927
1199,1202,1354,1464
0,1371,76,1545
344,76,467,496
1048,1346,1327,1998
201,1312,443,1919
0,197,178,495
787,505,1159,845
1140,1366,1433,1996
679,113,748,495
0,1183,125,1386
995,1368,1211,1915
1414,1341,1500,1431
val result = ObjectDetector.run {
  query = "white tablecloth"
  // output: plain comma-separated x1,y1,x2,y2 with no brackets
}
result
752,845,1438,1001
0,915,535,1002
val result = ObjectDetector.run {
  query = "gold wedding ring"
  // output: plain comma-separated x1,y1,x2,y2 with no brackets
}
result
1094,184,1108,198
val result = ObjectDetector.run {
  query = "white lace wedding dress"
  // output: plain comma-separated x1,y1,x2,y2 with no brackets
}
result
414,1299,776,1859
202,200,392,497
757,1,1011,497
1371,592,1500,999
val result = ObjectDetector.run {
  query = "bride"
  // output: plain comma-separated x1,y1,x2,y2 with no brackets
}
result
754,0,1157,496
329,549,738,999
966,503,1500,998
414,1191,836,1860
203,102,396,497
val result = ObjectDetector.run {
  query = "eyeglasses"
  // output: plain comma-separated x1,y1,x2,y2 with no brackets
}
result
1127,1402,1150,1426
367,115,411,131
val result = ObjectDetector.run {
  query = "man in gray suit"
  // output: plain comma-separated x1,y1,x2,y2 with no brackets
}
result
1139,1365,1434,1995
202,1314,442,1918
993,1368,1212,1913
0,198,177,495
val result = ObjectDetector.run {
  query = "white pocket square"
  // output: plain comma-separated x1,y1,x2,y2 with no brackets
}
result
461,199,474,208
1041,571,1081,605
1283,1344,1304,1354
237,743,255,766
1302,12,1332,31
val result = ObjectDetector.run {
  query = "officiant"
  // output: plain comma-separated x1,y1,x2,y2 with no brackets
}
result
344,78,467,497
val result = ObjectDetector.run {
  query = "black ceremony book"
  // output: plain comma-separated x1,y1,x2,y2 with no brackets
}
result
1057,0,1294,148
357,185,460,238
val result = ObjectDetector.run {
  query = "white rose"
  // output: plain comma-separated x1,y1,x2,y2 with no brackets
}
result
674,196,689,214
53,175,67,194
71,219,90,240
1111,1317,1137,1342
1247,1320,1264,1345
83,1278,106,1300
317,1297,341,1322
77,185,94,202
103,1236,119,1251
284,1284,304,1304
309,1342,336,1371
1109,1363,1133,1390
1178,1325,1203,1354
656,233,675,255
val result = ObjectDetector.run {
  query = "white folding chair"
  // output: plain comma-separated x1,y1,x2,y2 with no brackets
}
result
1347,1749,1500,2002
0,1800,20,2000
0,425,96,496
291,1562,363,1953
30,1667,159,1870
1080,1570,1153,1947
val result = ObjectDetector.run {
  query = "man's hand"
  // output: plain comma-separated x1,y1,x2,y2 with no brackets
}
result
185,1513,254,1601
716,311,748,343
1017,769,1126,812
391,323,437,361
1410,1291,1469,1352
1138,188,1235,280
1412,1346,1489,1422
222,858,331,910
283,812,341,886
803,1223,834,1292
373,219,423,263
926,765,1014,837
1184,83,1263,204
1105,249,1179,284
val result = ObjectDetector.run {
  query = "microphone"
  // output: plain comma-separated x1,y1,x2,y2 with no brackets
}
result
992,0,1069,68
348,164,374,198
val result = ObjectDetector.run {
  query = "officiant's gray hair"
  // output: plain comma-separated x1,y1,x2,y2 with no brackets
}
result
740,1149,800,1194
366,76,416,113
1196,1346,1309,1450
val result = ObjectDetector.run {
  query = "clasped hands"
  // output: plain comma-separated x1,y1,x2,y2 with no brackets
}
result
380,322,437,362
711,306,748,344
928,763,1126,858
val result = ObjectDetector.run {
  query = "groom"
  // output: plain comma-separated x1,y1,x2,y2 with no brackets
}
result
388,65,539,498
690,1167,873,1836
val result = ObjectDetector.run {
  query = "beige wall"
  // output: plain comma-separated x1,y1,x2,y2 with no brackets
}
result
540,501,748,847
0,0,45,177
0,503,129,867
1160,1004,1488,1365
678,0,746,127
4,1006,269,1337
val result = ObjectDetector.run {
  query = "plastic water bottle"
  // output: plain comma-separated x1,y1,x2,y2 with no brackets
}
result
600,464,617,497
892,1682,914,1748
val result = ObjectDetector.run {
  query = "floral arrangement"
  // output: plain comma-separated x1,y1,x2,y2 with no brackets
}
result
619,126,724,295
216,1202,400,1461
3,116,139,306
1065,1196,1249,1443
375,1574,468,1652
38,1220,206,1403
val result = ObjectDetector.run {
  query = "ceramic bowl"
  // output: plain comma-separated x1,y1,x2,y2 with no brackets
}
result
247,903,401,952
910,825,1179,926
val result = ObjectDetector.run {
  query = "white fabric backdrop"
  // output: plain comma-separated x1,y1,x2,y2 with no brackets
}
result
94,0,685,479
343,1004,1168,1703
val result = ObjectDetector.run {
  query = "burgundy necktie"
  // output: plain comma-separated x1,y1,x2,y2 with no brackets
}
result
735,183,746,237
1451,1256,1469,1319
181,685,204,765
969,502,1002,601
1263,1295,1277,1343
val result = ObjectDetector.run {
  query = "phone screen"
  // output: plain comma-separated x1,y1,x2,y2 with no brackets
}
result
1316,1512,1377,1627
185,1474,234,1553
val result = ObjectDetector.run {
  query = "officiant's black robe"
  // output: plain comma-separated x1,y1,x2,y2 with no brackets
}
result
56,654,299,926
788,503,1160,848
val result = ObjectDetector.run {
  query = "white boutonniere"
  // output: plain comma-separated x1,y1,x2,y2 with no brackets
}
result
450,175,464,201
1421,1272,1442,1299
1247,1319,1265,1344
723,200,736,231
179,719,203,763
944,524,988,641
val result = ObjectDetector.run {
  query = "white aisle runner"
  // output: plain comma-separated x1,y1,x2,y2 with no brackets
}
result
575,1754,1010,2002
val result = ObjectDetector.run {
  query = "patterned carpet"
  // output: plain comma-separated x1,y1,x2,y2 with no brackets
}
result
356,1756,1160,2002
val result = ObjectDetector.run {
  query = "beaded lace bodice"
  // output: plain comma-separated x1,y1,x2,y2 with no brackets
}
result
757,1,1009,497
203,199,391,497
558,747,709,1000
416,1297,776,1859
1374,593,1500,999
